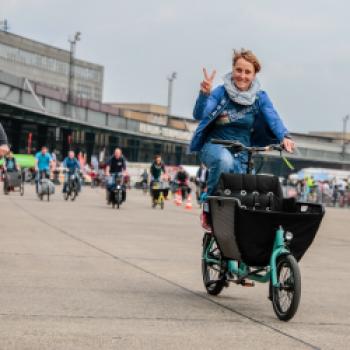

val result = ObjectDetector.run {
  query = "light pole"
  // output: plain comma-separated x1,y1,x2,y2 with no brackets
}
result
0,19,9,32
67,31,81,108
342,114,349,159
167,72,177,116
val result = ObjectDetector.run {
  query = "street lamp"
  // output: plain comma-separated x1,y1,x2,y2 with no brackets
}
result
167,72,177,116
0,19,9,32
342,114,349,159
67,31,81,108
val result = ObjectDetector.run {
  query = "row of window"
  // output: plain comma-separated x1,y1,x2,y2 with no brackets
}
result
1,118,195,165
0,42,102,82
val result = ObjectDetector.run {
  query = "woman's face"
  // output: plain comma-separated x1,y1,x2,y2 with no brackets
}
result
232,58,256,91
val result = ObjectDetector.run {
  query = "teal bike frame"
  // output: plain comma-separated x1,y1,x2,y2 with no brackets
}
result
203,226,290,288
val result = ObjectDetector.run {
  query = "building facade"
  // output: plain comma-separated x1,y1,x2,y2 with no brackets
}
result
0,31,103,101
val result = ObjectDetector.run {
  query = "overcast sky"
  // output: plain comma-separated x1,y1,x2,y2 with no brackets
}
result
2,0,350,133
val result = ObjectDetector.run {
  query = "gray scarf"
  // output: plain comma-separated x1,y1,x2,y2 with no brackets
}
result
223,72,261,106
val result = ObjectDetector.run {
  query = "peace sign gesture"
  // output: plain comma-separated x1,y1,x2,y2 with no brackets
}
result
200,68,216,95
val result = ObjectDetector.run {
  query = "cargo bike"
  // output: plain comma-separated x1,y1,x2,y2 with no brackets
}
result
2,170,24,196
202,139,324,321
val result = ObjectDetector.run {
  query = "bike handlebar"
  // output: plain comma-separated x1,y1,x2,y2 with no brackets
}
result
210,139,283,153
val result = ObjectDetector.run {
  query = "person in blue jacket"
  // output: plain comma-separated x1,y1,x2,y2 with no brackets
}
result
190,49,295,230
62,150,81,193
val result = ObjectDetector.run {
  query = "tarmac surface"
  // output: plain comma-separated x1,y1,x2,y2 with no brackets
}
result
0,185,349,349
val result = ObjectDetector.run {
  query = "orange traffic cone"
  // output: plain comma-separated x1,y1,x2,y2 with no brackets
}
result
175,188,182,206
185,193,193,210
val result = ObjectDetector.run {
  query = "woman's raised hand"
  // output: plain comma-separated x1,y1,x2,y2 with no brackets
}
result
200,68,216,95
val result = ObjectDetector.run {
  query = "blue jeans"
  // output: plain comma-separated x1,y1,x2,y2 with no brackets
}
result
200,143,248,195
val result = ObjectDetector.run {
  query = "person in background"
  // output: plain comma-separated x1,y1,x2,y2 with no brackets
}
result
140,168,149,192
150,155,167,198
150,155,166,183
3,152,20,172
62,150,81,193
51,149,61,184
105,148,127,203
0,122,9,158
35,146,53,193
195,163,209,202
175,166,191,200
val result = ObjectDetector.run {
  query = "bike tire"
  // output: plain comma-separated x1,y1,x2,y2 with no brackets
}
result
202,233,226,296
272,254,301,321
71,188,77,201
116,190,122,209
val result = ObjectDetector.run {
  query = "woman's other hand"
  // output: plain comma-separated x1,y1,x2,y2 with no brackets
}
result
200,68,216,95
282,138,295,153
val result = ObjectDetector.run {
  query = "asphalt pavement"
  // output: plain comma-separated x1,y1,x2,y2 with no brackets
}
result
0,185,349,349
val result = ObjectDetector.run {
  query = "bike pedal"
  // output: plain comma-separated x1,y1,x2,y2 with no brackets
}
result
241,280,255,287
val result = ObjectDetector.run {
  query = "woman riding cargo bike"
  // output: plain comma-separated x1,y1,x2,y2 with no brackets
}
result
190,49,324,321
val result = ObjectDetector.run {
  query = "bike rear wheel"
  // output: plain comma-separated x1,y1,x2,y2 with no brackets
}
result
202,233,226,295
272,254,301,321
71,185,77,201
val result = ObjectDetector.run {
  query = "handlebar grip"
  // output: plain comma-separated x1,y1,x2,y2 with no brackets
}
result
270,144,284,152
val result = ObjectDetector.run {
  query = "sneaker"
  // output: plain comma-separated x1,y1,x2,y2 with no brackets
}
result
200,211,212,232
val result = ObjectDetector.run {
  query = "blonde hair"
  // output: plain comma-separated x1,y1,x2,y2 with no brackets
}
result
233,49,261,73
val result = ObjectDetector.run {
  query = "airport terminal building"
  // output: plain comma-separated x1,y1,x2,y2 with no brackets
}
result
1,30,350,176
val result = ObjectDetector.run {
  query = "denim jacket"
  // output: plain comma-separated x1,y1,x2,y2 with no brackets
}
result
189,85,289,152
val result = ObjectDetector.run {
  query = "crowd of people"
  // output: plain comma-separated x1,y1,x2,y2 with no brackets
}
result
285,177,350,207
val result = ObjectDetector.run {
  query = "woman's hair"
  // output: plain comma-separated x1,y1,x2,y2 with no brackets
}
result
233,49,261,73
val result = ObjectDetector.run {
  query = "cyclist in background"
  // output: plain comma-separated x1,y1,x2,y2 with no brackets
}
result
62,150,81,194
150,155,166,197
3,152,20,172
105,148,127,203
195,163,208,202
35,146,53,193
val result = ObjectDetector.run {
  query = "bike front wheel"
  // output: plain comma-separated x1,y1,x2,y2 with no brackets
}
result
202,233,226,296
272,254,301,321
